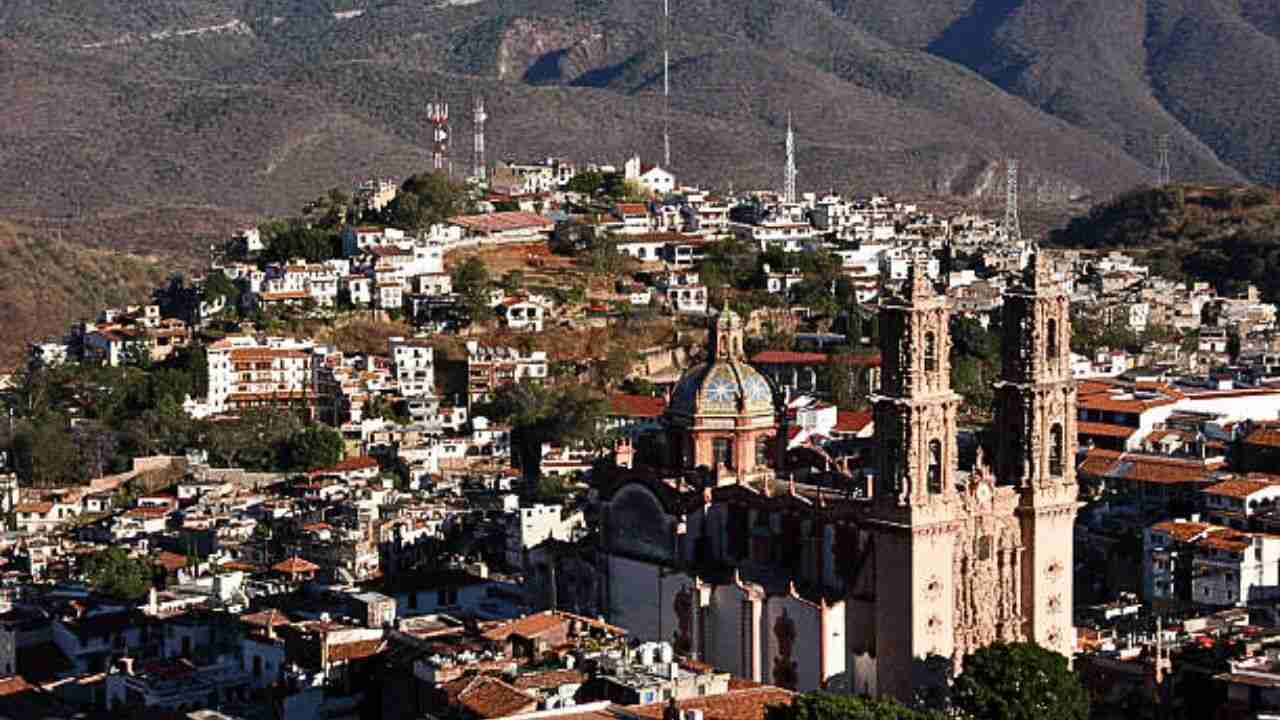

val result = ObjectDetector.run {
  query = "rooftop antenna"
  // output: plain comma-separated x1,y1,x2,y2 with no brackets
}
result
1157,134,1172,188
428,100,450,175
1003,158,1022,246
784,112,797,204
473,96,488,182
662,0,671,168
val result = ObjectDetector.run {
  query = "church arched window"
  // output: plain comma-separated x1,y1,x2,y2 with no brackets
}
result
1049,423,1065,477
713,438,733,468
924,331,938,373
927,440,943,494
1047,318,1059,361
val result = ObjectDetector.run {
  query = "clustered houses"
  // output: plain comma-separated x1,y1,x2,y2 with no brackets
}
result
19,153,1280,719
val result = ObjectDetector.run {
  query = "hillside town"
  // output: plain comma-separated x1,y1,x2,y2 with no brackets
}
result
2,153,1280,720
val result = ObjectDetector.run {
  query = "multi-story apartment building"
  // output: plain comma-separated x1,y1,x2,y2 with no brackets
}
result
465,341,548,408
390,337,435,398
1144,518,1280,609
203,336,316,415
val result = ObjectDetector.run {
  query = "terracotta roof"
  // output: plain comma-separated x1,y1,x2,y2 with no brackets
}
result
14,502,52,515
1246,427,1280,449
1199,532,1255,553
228,347,310,361
617,203,650,216
449,211,553,234
272,556,320,575
511,669,588,690
448,675,538,719
0,676,33,698
750,351,828,366
152,551,189,572
1151,519,1216,543
626,686,796,720
834,410,873,434
609,394,667,418
1079,448,1220,485
1203,478,1280,500
241,609,294,628
329,638,387,663
1077,385,1180,414
313,455,380,475
481,611,565,641
1078,421,1137,439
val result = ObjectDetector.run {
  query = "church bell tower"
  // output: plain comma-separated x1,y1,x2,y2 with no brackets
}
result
996,251,1078,657
869,255,963,699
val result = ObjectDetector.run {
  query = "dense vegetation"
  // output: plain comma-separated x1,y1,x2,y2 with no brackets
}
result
1050,185,1280,302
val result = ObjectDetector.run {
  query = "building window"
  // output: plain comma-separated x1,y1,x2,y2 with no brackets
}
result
713,438,733,468
978,535,992,561
928,440,943,494
1047,318,1059,360
1049,424,1065,477
924,332,937,373
755,437,769,468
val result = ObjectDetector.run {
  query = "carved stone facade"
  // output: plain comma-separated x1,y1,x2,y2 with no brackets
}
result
596,253,1078,700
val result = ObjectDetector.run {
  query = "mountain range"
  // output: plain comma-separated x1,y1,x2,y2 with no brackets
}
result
4,0,1279,238
1,0,1279,361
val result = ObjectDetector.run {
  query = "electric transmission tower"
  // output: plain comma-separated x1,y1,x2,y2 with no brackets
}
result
662,0,671,168
428,100,450,175
473,96,488,182
1156,134,1172,187
784,112,797,204
1003,158,1023,246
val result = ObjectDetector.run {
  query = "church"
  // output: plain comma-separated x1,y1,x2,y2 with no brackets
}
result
594,252,1079,700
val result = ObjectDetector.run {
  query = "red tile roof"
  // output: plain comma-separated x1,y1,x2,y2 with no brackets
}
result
511,669,588,690
446,675,538,719
1246,427,1280,449
272,556,320,575
1203,477,1280,500
609,394,667,418
1079,448,1221,485
627,686,796,720
152,552,189,572
750,351,828,366
329,638,387,663
481,611,565,641
1151,519,1216,543
313,455,380,475
834,410,873,434
1078,421,1137,439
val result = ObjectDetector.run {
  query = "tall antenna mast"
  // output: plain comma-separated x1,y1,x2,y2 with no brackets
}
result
663,0,671,168
1157,133,1172,187
473,96,488,182
784,112,797,204
1003,158,1023,246
428,100,450,175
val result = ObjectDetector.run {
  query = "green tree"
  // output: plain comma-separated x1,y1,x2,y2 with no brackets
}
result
565,170,604,195
765,692,943,720
284,425,344,471
203,270,242,310
478,383,609,480
384,172,471,230
452,257,494,323
12,414,80,488
84,547,153,601
951,642,1090,720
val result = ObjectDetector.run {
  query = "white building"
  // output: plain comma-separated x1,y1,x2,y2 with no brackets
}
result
660,271,707,315
200,336,316,416
624,156,676,196
504,503,585,568
341,225,408,257
390,337,435,398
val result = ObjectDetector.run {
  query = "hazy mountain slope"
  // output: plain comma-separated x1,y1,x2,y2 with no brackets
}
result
836,0,1253,185
0,0,1159,230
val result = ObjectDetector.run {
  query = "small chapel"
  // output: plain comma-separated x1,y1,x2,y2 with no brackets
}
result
595,251,1079,700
